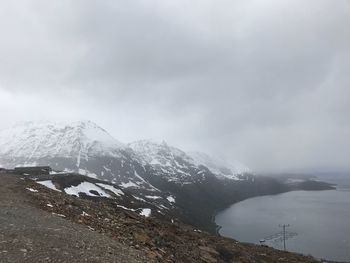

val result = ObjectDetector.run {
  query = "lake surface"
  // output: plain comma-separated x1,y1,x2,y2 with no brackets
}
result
216,182,350,262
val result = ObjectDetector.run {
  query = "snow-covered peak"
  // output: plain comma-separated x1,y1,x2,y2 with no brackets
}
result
129,139,191,165
0,120,126,160
129,140,203,184
187,151,250,180
129,140,250,182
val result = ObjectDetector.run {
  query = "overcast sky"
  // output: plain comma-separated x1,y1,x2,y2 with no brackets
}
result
0,0,349,173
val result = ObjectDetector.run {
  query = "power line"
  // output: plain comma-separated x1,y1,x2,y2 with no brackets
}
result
260,224,297,251
279,224,290,251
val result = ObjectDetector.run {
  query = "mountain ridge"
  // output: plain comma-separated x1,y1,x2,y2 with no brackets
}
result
0,120,250,184
0,120,334,234
0,120,126,163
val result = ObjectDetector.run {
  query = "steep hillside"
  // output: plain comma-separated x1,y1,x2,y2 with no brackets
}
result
0,172,324,263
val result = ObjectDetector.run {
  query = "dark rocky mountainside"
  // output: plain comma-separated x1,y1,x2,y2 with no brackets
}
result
0,172,330,263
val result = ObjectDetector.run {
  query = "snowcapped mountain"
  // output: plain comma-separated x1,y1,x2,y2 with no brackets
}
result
0,120,258,232
0,121,157,191
129,140,250,182
187,151,250,180
129,139,191,166
0,120,126,163
129,140,210,184
0,121,332,234
0,121,250,182
0,120,251,189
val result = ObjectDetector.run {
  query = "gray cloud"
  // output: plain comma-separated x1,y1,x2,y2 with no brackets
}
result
0,0,349,173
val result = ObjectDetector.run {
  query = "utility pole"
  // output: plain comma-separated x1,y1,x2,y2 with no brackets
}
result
261,224,296,250
279,224,290,251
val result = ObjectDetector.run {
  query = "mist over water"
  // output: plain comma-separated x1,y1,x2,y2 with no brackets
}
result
216,177,350,262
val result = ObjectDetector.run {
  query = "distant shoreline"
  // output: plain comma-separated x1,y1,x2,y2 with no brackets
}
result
212,179,335,235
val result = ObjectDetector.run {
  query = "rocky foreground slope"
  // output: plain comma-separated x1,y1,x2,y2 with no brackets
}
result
0,173,154,263
0,172,331,263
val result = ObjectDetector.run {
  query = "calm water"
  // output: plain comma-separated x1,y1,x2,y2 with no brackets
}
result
216,185,350,262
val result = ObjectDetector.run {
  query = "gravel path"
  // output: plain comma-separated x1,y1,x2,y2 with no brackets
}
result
0,174,153,263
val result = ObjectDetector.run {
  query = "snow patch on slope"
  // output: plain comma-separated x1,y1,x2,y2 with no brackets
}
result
64,182,111,197
96,183,124,196
26,187,39,193
145,195,162,200
140,208,151,217
167,196,175,203
120,181,140,189
37,180,61,192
